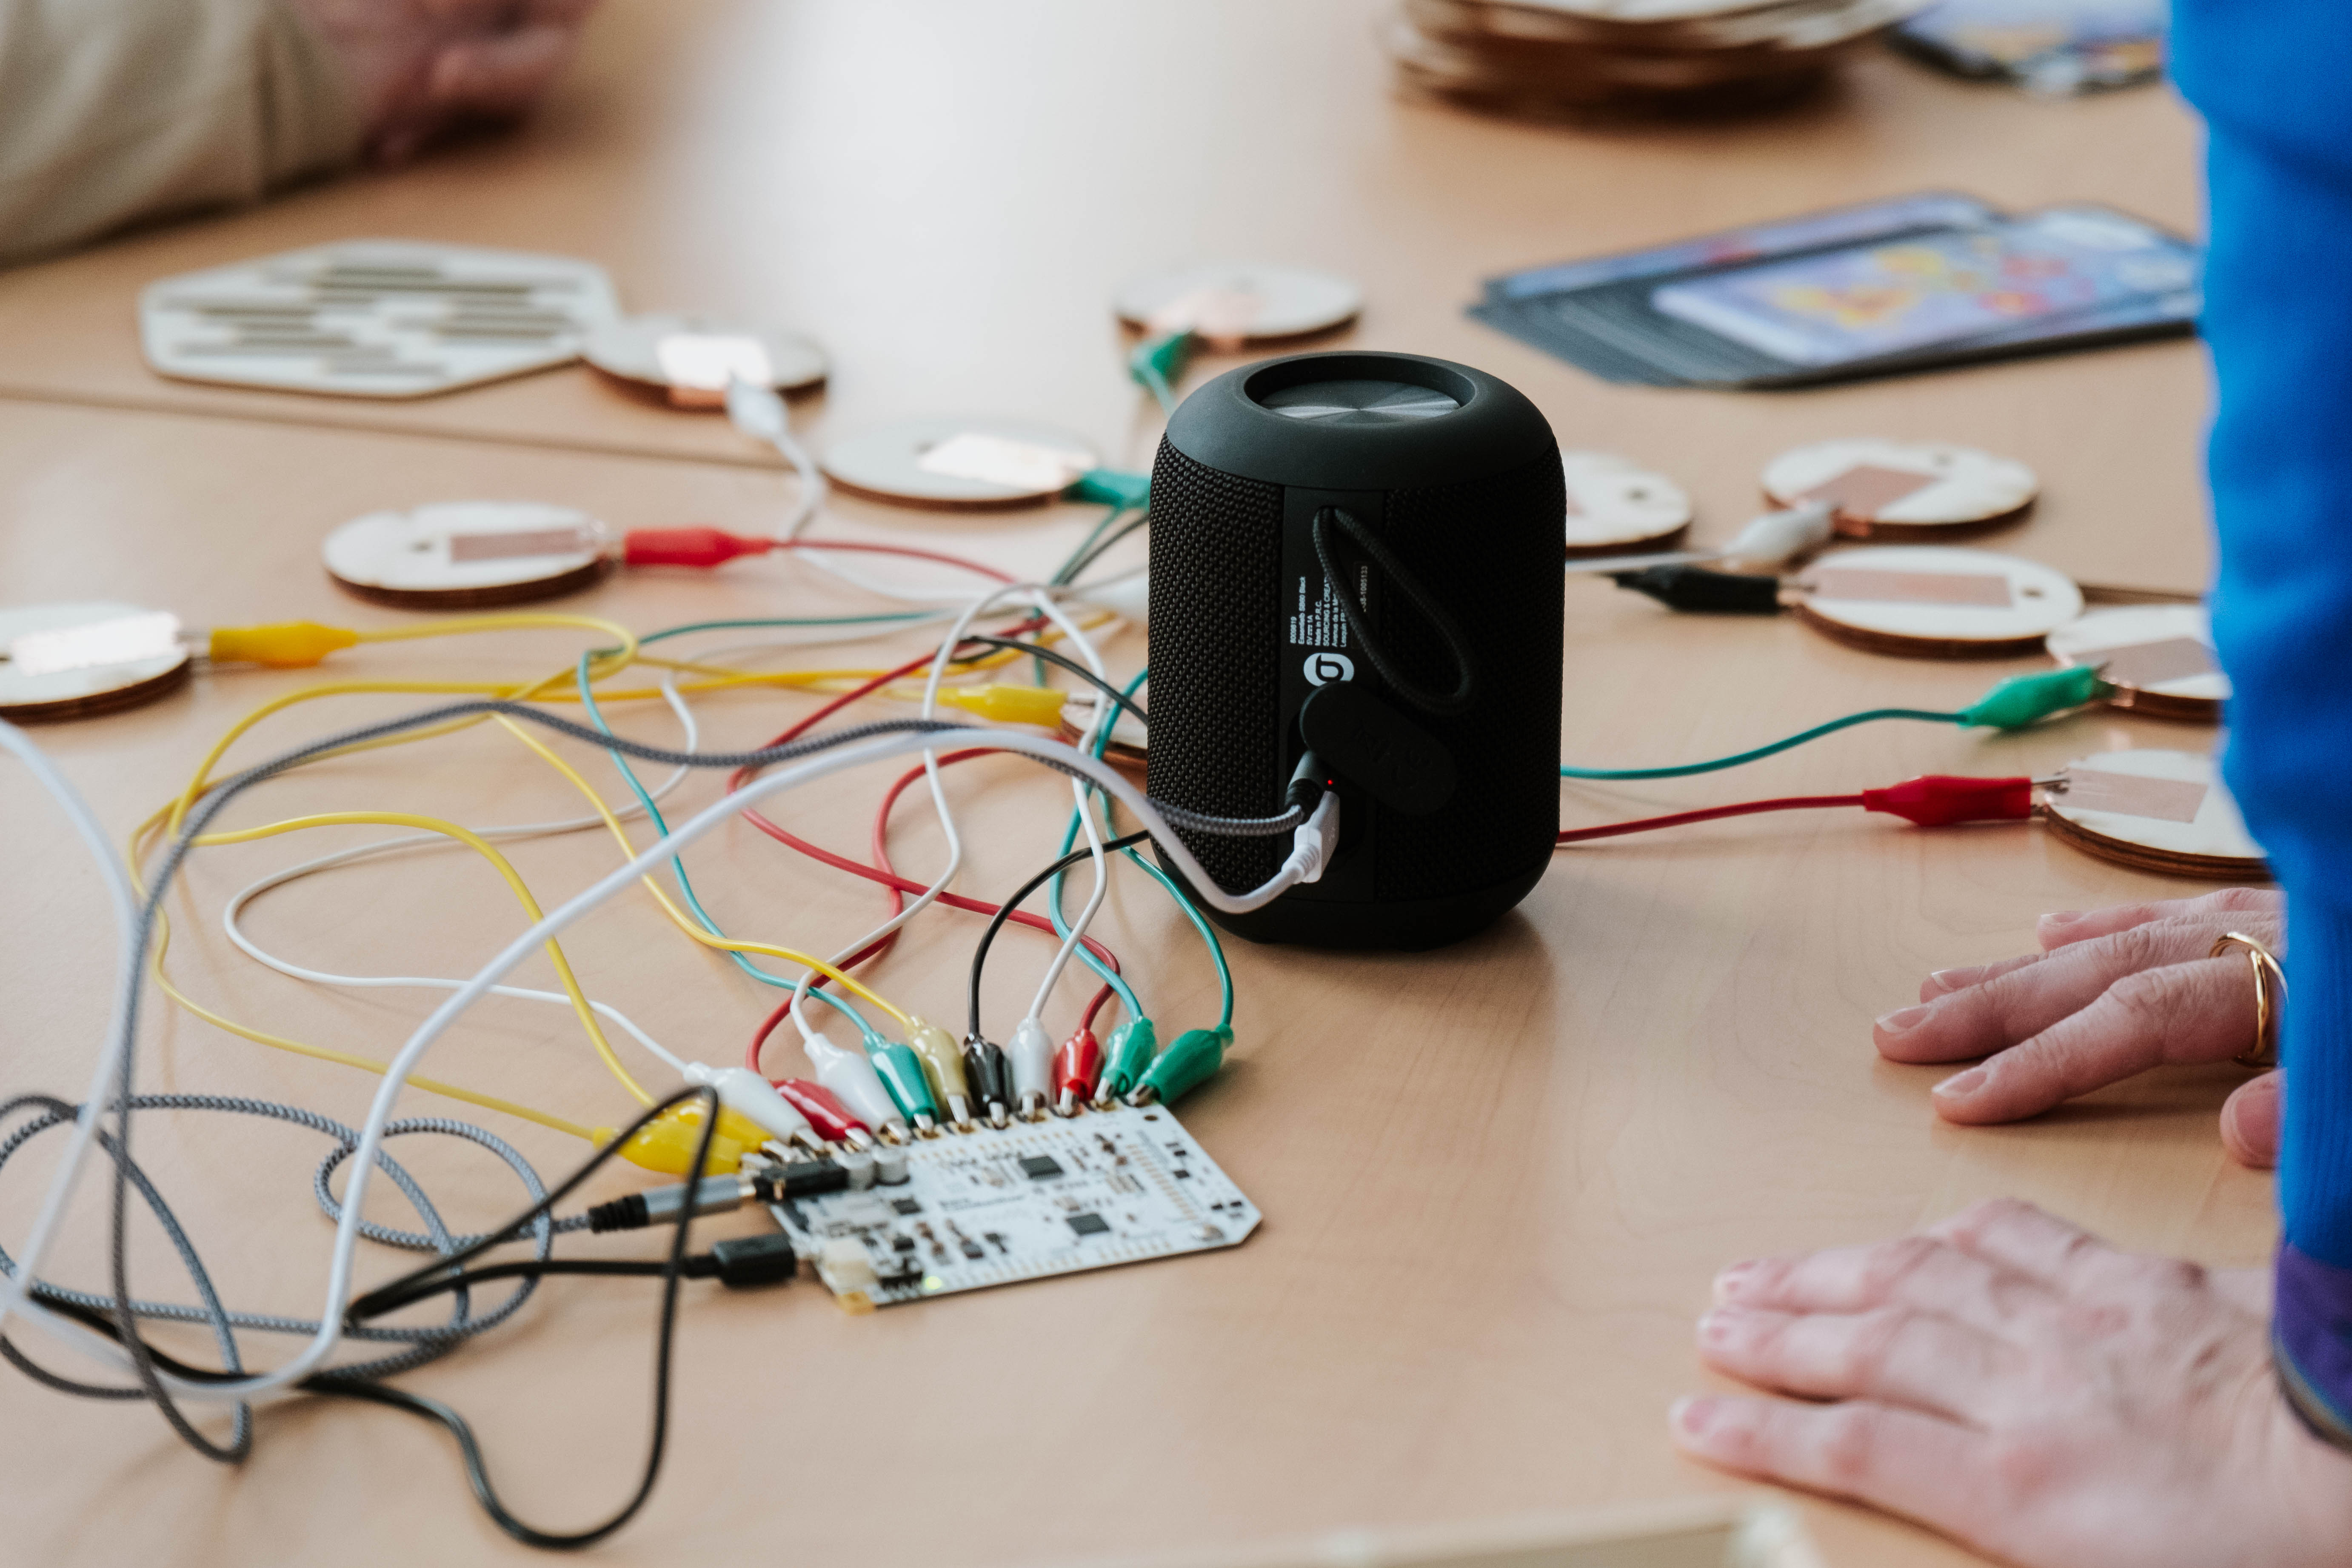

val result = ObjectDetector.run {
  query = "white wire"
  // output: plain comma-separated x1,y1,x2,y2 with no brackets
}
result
780,582,1020,1045
725,379,1024,609
209,675,708,1076
0,723,143,1344
1021,594,1115,1025
16,722,1310,1402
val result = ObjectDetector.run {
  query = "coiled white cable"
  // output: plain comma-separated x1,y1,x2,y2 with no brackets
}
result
212,673,707,1075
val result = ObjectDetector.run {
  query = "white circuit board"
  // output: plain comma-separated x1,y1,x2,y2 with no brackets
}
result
769,1105,1259,1310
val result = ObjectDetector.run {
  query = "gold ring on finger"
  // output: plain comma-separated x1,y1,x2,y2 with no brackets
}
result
2211,931,2287,1070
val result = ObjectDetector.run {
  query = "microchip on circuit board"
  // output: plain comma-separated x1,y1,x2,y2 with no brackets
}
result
768,1105,1259,1311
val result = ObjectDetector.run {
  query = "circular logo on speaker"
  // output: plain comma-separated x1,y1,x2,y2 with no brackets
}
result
1303,651,1355,686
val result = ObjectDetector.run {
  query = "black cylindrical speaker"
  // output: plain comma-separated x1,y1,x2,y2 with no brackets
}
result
1147,350,1564,949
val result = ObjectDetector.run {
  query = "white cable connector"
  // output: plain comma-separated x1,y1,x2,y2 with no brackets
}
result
1008,1018,1054,1108
1283,791,1342,886
683,1064,823,1153
1721,497,1835,566
798,1031,904,1133
723,377,790,443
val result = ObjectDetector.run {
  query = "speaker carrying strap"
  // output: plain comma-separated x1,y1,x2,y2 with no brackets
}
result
1310,506,1480,718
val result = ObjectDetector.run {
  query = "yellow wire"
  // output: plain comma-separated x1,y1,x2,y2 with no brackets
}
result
485,714,913,1029
185,810,657,1106
345,612,639,658
124,809,601,1141
129,603,1110,1124
144,915,598,1142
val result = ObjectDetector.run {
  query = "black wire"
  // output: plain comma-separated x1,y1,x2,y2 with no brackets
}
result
15,1091,719,1552
1309,506,1479,717
967,830,1151,1040
955,636,1148,727
329,1085,722,1551
342,1259,682,1320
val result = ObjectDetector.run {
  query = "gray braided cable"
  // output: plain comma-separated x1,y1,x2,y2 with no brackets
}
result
0,1094,567,1387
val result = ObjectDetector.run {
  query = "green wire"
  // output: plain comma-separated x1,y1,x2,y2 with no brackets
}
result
573,652,884,1046
1048,668,1235,1033
1559,708,1962,780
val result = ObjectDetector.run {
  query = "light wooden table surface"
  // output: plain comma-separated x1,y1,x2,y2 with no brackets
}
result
0,5,2255,1567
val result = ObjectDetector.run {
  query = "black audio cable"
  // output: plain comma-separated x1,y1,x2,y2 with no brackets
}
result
1310,506,1479,717
326,1084,724,1550
7,1087,726,1550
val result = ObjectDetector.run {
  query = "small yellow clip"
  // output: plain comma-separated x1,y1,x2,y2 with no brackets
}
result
208,621,361,668
936,683,1069,727
596,1101,770,1175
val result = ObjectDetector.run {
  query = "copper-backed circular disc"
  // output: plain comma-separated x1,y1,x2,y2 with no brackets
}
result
2040,748,2267,880
1561,451,1693,557
1762,439,2038,542
2046,604,2225,724
1113,263,1362,346
1792,546,2082,659
582,314,827,407
821,418,1100,509
0,602,192,722
323,501,617,609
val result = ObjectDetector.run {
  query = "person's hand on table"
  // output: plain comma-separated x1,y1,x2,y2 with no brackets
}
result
286,0,598,164
1670,1199,2352,1568
1873,887,2283,1166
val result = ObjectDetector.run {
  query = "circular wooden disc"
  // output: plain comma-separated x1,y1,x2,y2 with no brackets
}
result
821,418,1100,508
323,501,617,610
1113,263,1362,345
2046,604,2225,723
583,314,827,407
1792,546,2082,659
1761,439,2038,540
0,601,191,722
1058,692,1147,783
2041,748,2268,880
1561,451,1693,554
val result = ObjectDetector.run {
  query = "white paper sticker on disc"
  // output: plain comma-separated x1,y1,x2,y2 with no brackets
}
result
2047,604,2225,720
0,602,190,720
324,501,613,607
822,418,1100,507
583,314,828,407
1795,546,2082,655
1113,263,1362,344
1762,439,2038,538
2044,748,2266,877
1560,451,1693,552
140,240,619,399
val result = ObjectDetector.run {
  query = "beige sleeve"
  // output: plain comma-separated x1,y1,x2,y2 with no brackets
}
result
0,0,364,268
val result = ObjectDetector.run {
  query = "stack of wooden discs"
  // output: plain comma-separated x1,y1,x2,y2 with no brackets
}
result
1390,0,1925,118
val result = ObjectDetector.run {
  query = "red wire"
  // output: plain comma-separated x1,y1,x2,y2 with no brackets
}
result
733,613,1115,1077
740,746,1126,1076
1556,794,1865,844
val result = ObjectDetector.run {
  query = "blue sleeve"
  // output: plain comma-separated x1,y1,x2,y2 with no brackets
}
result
2172,0,2352,1444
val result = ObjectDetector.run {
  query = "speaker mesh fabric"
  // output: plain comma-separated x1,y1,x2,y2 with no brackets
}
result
1370,448,1565,900
1147,439,1286,893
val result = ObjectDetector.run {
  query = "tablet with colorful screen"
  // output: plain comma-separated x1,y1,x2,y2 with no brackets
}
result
1650,207,2197,367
